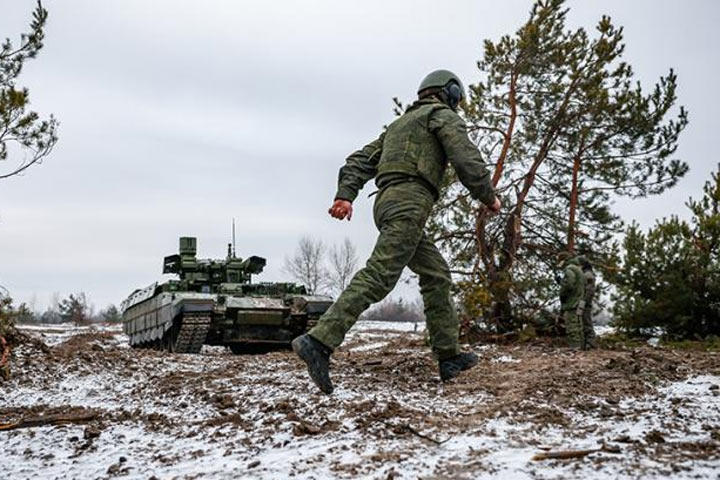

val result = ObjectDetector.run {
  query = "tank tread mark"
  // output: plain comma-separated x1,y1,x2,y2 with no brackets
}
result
173,313,211,353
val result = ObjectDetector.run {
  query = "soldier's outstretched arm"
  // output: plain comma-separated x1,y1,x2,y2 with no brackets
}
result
329,133,385,221
334,133,385,203
430,109,499,210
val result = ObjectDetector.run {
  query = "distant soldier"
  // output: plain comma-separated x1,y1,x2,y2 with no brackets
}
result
293,70,501,394
577,255,597,349
556,252,585,350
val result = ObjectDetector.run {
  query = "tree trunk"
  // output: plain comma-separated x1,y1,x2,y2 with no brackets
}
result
483,73,579,330
567,151,581,252
490,136,557,329
492,72,518,187
474,71,518,273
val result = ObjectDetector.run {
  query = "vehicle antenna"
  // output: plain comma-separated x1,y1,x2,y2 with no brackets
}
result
232,217,236,257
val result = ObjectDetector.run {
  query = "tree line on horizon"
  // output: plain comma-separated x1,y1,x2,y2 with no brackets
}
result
0,290,121,326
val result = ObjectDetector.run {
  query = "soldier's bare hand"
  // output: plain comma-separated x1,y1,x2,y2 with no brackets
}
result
329,199,353,221
488,196,501,214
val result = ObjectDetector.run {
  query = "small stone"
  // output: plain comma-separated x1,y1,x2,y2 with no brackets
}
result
603,444,622,454
645,430,666,443
84,426,101,440
248,460,261,469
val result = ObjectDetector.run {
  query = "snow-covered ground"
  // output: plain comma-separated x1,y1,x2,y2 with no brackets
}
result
1,322,718,479
15,322,127,347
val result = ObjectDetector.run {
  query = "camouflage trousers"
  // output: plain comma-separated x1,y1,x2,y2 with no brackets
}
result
309,181,460,360
563,306,584,349
582,299,596,348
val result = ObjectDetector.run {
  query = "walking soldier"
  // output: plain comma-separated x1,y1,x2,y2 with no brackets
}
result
292,70,501,393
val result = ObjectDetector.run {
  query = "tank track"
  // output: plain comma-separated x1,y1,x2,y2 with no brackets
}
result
172,313,211,353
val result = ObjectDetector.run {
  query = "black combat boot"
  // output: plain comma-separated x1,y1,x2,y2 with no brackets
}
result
439,352,479,382
292,334,333,394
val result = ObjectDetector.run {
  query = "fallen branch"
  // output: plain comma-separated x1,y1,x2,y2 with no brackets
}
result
460,327,519,346
362,359,382,366
532,448,599,461
532,444,620,461
0,411,98,431
383,420,450,445
404,424,449,445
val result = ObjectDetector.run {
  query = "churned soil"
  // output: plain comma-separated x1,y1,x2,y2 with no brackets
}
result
1,323,719,479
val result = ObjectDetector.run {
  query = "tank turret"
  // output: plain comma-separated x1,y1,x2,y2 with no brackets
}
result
161,237,267,292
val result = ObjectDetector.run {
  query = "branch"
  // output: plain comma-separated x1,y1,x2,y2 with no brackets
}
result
433,230,475,243
579,177,676,194
0,2,48,61
466,125,507,136
382,420,450,445
449,269,475,276
0,147,52,179
532,444,621,461
0,410,98,431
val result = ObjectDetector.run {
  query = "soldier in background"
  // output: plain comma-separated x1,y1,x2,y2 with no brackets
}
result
556,252,585,350
292,70,501,394
577,255,597,349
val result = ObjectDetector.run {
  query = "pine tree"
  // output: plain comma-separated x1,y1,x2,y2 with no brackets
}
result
100,304,121,323
0,288,15,340
609,165,720,339
58,293,90,325
0,1,58,179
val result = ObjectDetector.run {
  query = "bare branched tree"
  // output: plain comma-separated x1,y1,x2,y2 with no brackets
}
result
327,238,358,296
283,236,327,295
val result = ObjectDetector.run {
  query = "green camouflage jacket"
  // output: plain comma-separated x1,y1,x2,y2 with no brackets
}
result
560,257,585,310
334,98,495,205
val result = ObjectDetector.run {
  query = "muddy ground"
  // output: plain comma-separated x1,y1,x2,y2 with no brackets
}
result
1,323,719,479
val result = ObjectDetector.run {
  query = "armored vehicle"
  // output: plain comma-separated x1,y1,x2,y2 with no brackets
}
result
121,237,332,354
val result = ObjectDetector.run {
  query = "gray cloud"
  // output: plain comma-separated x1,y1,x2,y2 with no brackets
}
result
1,0,718,309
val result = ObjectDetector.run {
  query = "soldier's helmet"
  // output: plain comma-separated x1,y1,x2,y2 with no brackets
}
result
556,251,573,265
576,254,592,270
418,70,465,110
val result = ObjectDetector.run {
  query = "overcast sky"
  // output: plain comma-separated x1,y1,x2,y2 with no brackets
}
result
1,0,718,311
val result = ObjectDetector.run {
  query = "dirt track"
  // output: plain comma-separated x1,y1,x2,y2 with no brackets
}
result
1,323,719,479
